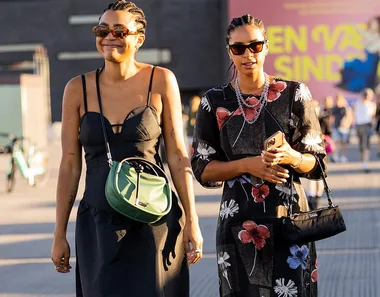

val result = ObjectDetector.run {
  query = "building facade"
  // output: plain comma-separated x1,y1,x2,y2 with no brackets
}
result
0,0,229,121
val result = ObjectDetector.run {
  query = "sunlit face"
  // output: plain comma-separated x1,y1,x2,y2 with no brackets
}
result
335,95,347,107
324,96,334,109
96,10,145,62
368,18,380,34
363,89,374,101
227,25,268,76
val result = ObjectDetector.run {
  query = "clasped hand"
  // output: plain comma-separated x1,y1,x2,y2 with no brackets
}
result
255,133,298,184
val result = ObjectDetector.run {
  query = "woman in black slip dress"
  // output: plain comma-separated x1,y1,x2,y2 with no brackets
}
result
50,1,203,296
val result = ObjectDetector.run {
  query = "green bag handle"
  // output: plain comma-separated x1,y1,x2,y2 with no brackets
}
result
114,157,170,207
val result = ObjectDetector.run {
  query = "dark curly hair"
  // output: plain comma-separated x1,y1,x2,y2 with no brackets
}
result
100,1,147,34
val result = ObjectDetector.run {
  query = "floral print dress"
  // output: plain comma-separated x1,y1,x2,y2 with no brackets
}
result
191,78,326,297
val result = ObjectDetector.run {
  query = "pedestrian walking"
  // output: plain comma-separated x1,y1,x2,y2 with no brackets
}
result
353,88,377,172
331,94,353,162
375,91,380,157
191,14,326,297
186,95,201,153
50,1,202,296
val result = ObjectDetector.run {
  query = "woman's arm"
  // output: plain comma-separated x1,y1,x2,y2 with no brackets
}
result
261,133,317,174
51,77,83,273
263,83,326,178
200,159,246,182
158,68,203,264
201,157,288,184
54,77,83,239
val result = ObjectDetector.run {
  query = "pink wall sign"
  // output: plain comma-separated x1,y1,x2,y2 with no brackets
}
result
228,0,380,103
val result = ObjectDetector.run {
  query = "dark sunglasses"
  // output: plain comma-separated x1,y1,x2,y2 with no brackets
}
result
228,40,267,55
92,25,139,39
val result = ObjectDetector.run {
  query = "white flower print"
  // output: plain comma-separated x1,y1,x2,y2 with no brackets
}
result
217,252,231,270
274,278,298,297
196,143,216,160
217,252,232,289
220,199,239,220
200,95,211,112
295,83,312,102
301,132,324,152
275,183,297,207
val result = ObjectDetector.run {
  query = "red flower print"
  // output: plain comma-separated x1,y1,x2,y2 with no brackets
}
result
238,220,270,250
311,259,318,282
190,147,194,158
246,96,260,105
216,107,240,129
267,80,287,102
241,97,261,120
216,107,231,129
251,185,270,203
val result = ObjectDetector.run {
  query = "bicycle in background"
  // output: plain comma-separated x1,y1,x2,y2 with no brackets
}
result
0,132,49,193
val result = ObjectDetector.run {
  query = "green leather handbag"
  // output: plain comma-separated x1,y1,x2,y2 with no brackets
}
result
95,68,172,224
105,157,172,223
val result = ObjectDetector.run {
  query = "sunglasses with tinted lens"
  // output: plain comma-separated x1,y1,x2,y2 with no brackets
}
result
92,25,139,39
228,40,267,55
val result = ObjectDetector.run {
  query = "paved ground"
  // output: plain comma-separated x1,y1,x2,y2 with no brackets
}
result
0,138,379,297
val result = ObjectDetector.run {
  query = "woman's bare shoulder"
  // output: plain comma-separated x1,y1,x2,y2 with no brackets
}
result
150,66,177,84
63,71,97,105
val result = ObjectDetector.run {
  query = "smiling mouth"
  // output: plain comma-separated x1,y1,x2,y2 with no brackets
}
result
102,44,121,48
242,61,256,66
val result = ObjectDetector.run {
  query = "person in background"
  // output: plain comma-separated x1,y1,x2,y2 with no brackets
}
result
50,1,203,296
331,94,353,162
353,88,377,172
186,95,201,153
376,93,380,158
192,14,326,297
307,99,333,209
182,102,189,146
320,96,335,158
322,95,334,127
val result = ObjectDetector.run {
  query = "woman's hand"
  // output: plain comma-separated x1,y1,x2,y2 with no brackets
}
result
51,236,72,273
261,133,300,168
183,217,203,265
245,156,289,184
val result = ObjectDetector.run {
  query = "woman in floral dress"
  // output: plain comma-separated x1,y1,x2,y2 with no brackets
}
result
191,14,326,297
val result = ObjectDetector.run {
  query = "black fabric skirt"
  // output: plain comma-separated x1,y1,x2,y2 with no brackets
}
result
75,199,189,297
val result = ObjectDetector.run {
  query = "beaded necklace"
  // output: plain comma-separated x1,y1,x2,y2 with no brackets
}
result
234,73,269,124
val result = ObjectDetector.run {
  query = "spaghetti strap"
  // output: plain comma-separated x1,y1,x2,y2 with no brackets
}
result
81,75,88,113
146,66,156,106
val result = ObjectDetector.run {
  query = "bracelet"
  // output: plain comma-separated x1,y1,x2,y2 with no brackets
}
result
291,152,303,169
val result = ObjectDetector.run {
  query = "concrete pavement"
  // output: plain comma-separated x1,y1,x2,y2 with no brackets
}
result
0,139,379,297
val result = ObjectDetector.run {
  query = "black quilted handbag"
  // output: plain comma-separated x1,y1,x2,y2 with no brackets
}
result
281,157,347,244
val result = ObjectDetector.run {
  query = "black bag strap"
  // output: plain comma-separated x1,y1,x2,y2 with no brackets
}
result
286,83,334,215
265,83,335,214
81,75,88,113
314,155,334,207
95,68,113,167
95,67,165,171
146,66,156,106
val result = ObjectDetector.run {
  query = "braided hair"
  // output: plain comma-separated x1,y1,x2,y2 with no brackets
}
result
226,14,267,44
226,14,267,80
100,1,147,34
